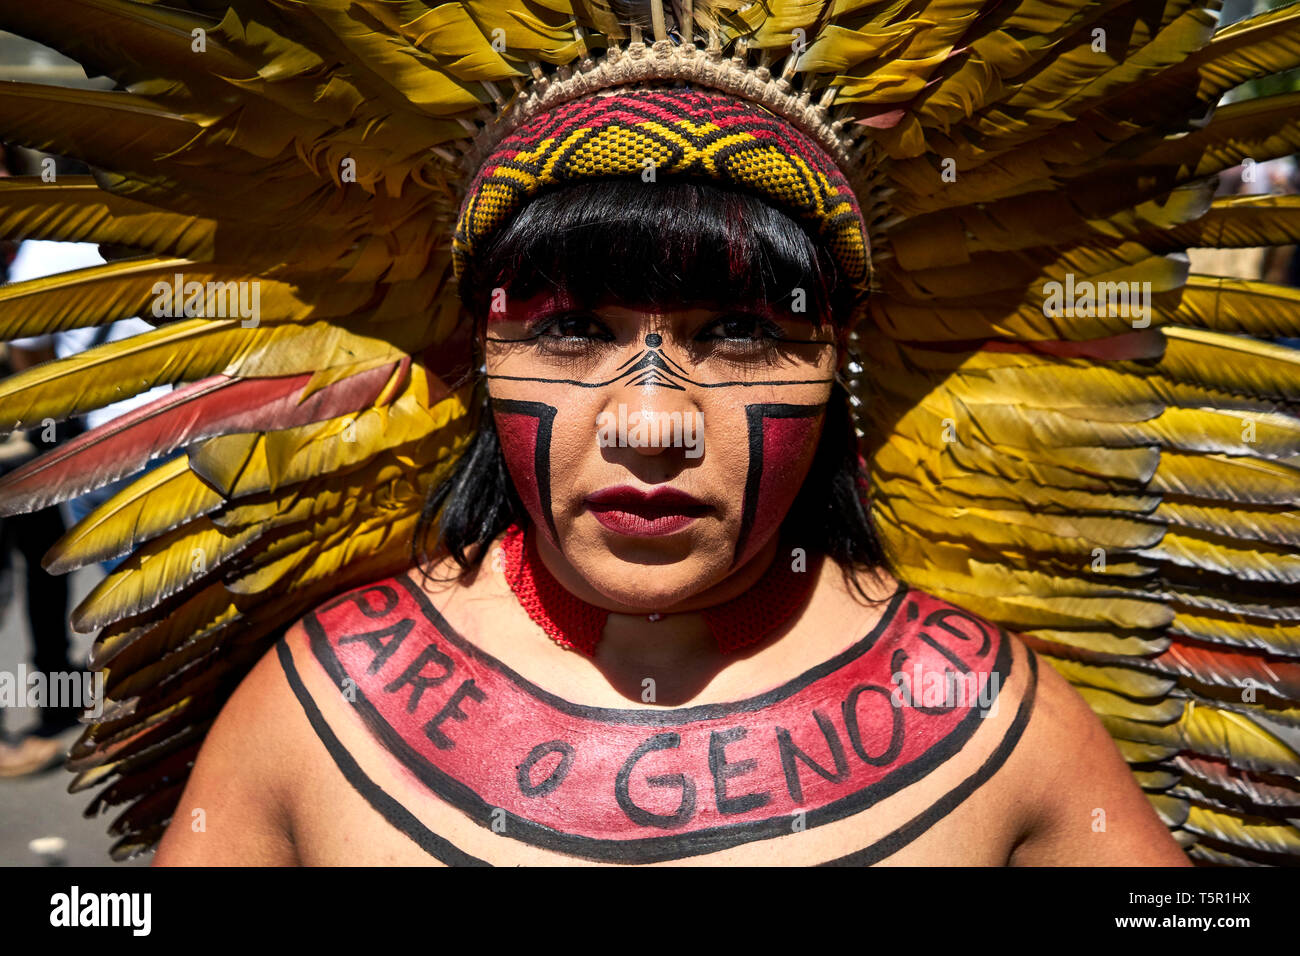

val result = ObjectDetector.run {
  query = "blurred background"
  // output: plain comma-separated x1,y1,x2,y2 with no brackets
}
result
0,29,152,867
0,0,1298,867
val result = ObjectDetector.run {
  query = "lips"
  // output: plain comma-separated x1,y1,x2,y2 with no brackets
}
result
584,485,712,537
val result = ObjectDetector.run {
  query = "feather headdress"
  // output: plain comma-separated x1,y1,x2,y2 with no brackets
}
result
1,0,1299,864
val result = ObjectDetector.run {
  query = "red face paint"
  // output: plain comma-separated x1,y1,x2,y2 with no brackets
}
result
734,403,824,566
490,398,558,545
485,289,576,326
497,522,820,656
305,577,1014,863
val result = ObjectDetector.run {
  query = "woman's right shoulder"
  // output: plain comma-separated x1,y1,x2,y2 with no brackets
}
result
227,560,487,783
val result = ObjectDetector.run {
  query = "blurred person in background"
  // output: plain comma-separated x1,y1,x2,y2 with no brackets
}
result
0,336,78,775
0,148,170,775
0,182,80,771
8,241,175,538
1187,155,1300,353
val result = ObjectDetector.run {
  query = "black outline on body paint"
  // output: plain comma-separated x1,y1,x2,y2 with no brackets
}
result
489,397,559,542
820,652,1039,866
733,403,824,564
292,577,1029,864
275,639,491,867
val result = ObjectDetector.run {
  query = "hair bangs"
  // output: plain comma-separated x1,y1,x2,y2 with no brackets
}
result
458,178,849,326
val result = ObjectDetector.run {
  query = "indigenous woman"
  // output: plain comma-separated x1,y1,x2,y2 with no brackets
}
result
0,1,1297,866
154,110,1187,865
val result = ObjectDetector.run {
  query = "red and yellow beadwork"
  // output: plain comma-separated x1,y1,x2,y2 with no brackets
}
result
453,87,870,286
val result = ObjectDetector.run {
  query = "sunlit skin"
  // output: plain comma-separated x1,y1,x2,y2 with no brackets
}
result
484,293,841,615
153,289,1192,868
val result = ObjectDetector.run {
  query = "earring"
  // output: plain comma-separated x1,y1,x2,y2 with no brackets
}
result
836,334,868,440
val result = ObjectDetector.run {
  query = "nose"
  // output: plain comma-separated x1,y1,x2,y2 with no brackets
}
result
627,387,700,458
596,374,705,461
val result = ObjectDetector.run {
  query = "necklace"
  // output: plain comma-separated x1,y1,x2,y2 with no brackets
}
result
499,523,818,656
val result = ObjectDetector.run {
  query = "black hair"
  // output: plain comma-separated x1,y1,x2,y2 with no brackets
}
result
414,176,884,582
456,177,858,329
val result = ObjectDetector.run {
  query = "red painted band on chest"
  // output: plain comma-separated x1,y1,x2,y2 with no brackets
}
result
306,575,1010,860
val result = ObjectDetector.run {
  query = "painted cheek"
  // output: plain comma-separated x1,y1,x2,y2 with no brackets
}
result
734,404,824,566
492,399,559,547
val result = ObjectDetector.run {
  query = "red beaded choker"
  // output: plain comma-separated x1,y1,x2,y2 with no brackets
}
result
499,524,818,656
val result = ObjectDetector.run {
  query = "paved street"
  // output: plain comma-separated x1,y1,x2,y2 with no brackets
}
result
1,557,149,867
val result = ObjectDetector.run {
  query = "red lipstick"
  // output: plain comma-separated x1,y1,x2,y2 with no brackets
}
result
584,485,711,537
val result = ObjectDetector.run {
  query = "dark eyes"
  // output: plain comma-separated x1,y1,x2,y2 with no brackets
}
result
532,312,615,342
695,313,788,342
528,311,788,343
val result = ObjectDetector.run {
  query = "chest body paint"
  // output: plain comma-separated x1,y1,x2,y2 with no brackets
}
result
297,574,1021,863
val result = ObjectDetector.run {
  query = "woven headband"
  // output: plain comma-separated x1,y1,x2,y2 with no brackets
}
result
452,86,870,289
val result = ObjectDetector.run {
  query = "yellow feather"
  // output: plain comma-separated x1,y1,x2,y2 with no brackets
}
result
1043,656,1178,698
1103,702,1300,775
47,455,224,573
1183,804,1300,859
0,178,214,257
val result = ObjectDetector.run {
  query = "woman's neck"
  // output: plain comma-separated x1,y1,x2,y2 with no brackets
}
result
503,524,812,688
593,534,781,674
531,526,784,617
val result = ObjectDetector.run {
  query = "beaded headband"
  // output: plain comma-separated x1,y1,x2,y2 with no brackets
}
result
452,83,871,289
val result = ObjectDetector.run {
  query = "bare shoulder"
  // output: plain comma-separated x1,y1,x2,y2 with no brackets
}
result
872,588,1187,865
153,570,434,866
1000,643,1191,866
152,628,306,865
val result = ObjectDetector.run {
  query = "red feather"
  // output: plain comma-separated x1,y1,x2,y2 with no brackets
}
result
1150,639,1300,700
0,362,398,514
1173,755,1300,810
